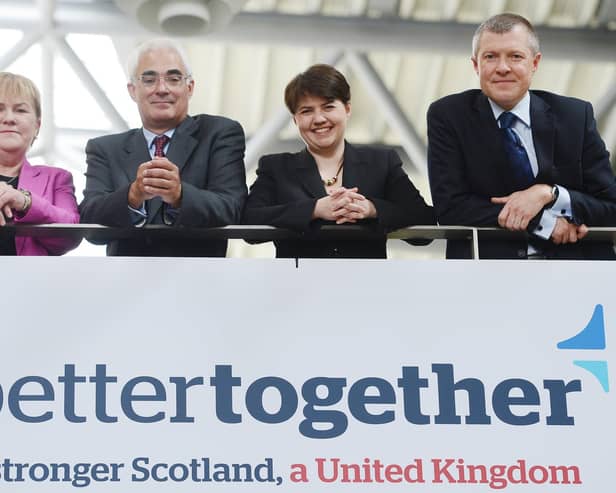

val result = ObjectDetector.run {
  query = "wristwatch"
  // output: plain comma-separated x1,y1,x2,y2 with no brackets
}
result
19,189,32,213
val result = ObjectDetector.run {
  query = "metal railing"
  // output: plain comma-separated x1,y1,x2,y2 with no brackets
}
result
2,224,616,259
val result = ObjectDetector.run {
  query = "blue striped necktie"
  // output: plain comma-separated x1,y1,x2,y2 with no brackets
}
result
498,112,534,189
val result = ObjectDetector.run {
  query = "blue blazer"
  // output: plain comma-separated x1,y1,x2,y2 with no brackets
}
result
427,90,616,259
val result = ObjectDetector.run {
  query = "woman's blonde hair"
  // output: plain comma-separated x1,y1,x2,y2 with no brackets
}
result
0,72,42,120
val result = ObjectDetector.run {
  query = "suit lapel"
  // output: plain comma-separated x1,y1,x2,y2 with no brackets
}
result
529,92,555,182
18,158,46,198
295,149,327,198
166,116,198,174
124,130,150,183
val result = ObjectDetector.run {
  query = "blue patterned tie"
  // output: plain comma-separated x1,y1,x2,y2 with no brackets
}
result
498,112,534,189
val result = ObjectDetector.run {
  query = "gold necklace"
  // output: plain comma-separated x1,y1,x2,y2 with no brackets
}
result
322,159,344,187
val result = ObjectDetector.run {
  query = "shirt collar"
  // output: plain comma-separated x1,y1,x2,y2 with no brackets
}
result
142,127,176,150
488,92,531,127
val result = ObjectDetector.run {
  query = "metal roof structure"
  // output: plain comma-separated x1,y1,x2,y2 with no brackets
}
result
1,0,615,257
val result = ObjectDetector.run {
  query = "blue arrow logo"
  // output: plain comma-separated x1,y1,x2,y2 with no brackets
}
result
557,304,609,392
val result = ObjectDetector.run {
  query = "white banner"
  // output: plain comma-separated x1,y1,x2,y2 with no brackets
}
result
1,257,614,491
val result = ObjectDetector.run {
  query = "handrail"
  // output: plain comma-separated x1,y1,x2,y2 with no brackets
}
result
1,223,471,241
2,224,615,260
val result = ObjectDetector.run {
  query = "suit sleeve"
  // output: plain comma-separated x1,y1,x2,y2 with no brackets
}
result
79,138,134,227
176,119,247,227
368,149,435,230
567,102,616,226
242,156,316,231
15,169,81,255
427,102,502,226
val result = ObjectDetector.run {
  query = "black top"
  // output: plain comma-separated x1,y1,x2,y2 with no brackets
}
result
243,143,435,258
0,174,18,255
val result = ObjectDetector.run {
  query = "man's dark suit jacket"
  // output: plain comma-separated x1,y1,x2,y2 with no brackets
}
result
79,114,247,257
427,89,616,259
242,143,435,258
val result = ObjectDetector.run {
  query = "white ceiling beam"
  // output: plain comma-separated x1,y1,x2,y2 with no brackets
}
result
557,63,576,100
53,146,85,175
345,51,426,175
244,103,292,170
305,0,324,14
398,0,416,17
40,37,55,164
218,14,616,63
55,36,129,131
487,0,507,17
441,0,461,21
576,0,598,25
533,0,554,25
368,54,401,141
37,0,55,164
350,0,368,16
1,4,615,62
367,0,398,16
247,47,271,131
604,108,616,159
29,144,46,158
595,76,616,122
111,37,138,80
0,29,44,70
597,0,616,26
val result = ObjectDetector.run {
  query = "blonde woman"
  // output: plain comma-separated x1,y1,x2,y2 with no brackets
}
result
0,72,79,255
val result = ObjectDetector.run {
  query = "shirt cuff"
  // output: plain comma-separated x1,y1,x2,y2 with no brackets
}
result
532,210,557,240
128,204,147,227
549,186,573,219
163,204,179,226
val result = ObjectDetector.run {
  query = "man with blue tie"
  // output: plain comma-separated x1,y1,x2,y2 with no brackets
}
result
80,38,247,256
427,13,616,259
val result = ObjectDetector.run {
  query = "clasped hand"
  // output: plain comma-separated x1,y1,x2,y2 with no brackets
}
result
0,182,27,226
129,158,182,209
491,184,587,244
313,187,376,224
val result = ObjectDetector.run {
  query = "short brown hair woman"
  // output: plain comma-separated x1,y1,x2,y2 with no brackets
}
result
243,64,434,258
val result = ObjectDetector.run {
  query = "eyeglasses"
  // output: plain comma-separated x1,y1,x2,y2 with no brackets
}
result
135,73,191,88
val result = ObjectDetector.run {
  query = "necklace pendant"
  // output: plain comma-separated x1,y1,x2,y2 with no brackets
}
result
323,176,337,187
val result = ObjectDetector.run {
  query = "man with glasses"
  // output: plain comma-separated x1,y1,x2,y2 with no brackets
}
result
80,38,247,256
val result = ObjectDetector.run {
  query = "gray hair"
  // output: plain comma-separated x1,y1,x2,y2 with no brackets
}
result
126,38,193,82
472,13,540,58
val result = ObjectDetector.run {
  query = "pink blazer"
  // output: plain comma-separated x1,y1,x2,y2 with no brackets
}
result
13,159,80,255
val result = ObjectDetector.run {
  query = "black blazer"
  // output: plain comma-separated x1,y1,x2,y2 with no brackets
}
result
79,114,247,257
427,90,616,259
242,143,435,258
